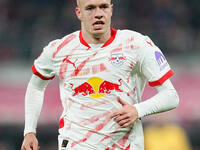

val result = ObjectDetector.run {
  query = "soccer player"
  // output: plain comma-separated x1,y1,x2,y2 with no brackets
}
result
21,0,179,150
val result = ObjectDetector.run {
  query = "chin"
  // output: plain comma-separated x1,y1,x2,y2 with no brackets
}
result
92,29,105,36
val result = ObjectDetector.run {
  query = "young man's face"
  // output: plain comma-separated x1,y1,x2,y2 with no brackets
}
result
76,0,113,37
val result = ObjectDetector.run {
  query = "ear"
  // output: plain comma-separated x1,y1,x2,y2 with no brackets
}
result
110,4,113,17
75,7,82,21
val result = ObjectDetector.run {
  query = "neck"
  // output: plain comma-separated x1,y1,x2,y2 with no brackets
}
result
81,28,111,44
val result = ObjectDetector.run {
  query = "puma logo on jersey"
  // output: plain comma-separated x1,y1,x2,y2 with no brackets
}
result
63,57,77,69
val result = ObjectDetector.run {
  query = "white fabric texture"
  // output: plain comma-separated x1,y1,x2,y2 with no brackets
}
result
24,29,179,149
134,79,179,118
24,75,49,136
139,36,171,83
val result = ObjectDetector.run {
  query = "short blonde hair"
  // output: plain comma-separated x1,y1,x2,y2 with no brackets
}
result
77,0,112,7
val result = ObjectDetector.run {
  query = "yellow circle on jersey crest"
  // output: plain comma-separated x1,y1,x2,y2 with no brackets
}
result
87,77,105,98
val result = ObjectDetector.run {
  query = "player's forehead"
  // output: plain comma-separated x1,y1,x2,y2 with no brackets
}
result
77,0,111,7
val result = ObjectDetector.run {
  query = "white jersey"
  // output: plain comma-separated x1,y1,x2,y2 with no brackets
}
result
33,29,173,150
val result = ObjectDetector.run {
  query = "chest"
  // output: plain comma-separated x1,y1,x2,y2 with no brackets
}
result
54,44,139,82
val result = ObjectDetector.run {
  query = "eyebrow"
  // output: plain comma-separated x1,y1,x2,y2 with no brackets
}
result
99,3,109,7
85,3,110,9
85,4,96,9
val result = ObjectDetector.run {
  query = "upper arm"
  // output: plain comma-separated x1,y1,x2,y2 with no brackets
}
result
29,74,49,90
32,40,59,81
139,36,174,87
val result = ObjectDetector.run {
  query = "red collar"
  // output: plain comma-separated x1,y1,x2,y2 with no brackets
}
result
79,28,117,49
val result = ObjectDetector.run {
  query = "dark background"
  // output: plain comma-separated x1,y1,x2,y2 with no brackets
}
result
0,0,200,149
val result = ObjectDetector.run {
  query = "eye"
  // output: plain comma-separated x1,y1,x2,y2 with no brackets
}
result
85,5,95,11
86,7,93,10
100,4,109,9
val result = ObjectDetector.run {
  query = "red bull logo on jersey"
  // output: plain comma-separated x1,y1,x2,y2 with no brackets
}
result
109,53,126,67
70,77,123,98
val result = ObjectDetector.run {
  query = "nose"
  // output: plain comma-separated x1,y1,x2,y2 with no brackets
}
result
95,15,103,19
95,8,103,19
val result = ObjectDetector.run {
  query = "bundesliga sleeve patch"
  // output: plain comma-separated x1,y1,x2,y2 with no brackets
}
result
154,51,169,71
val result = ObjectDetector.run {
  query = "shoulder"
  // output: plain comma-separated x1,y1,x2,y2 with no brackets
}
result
53,30,80,50
59,30,80,45
117,29,149,45
43,31,80,58
117,29,160,59
117,29,144,39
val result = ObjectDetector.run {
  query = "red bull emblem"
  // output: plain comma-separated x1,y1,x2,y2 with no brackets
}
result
99,79,123,94
70,77,123,98
70,82,95,96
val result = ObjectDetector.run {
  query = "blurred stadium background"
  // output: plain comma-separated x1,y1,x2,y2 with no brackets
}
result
0,0,200,149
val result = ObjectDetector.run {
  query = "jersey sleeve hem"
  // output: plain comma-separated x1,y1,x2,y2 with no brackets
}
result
149,70,174,86
32,64,55,80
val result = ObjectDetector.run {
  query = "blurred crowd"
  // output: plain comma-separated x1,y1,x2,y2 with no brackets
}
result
0,0,200,63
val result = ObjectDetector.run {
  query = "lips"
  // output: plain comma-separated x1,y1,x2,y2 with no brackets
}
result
93,21,105,30
93,21,105,25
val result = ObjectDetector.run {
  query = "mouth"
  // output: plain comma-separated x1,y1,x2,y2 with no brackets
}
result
93,21,105,26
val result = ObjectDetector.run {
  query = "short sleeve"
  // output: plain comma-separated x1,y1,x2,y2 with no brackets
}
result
140,36,174,86
32,40,58,80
